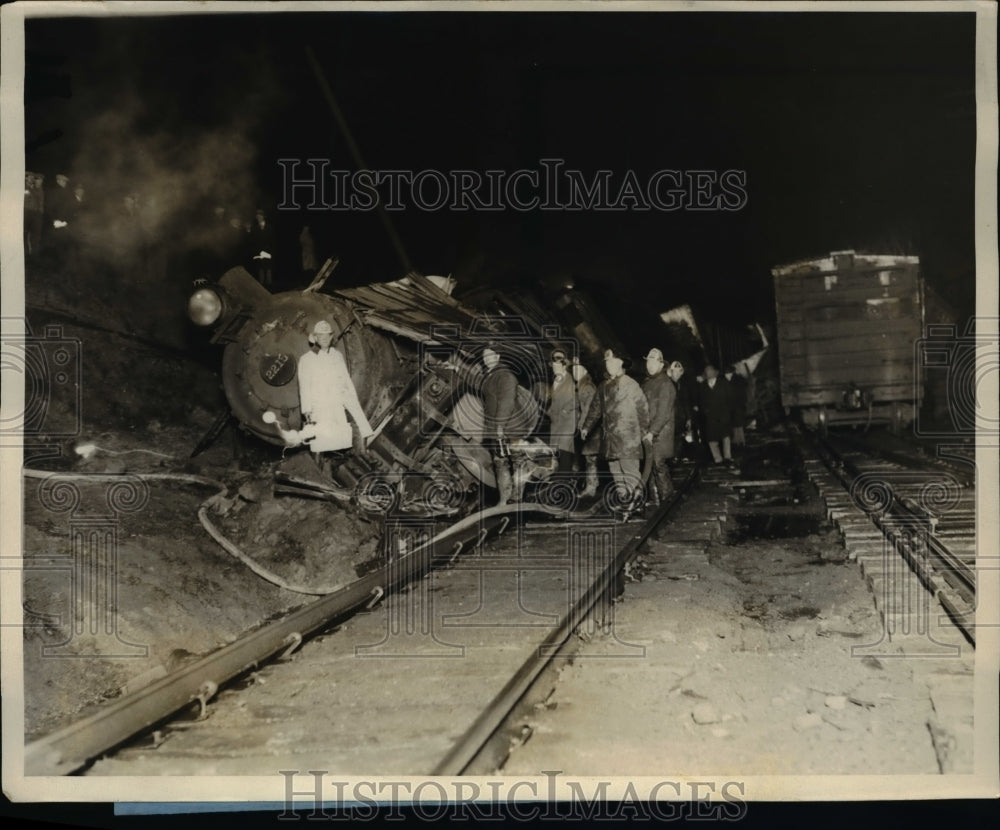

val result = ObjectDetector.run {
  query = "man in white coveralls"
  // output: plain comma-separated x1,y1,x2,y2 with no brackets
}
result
297,320,374,454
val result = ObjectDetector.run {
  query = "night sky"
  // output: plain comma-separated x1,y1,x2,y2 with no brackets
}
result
24,9,978,352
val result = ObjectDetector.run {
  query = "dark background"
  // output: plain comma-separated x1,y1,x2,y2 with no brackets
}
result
25,10,978,354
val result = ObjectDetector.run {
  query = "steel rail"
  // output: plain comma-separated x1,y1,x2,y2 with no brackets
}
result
431,467,700,776
796,425,976,645
818,432,976,596
24,500,586,777
889,497,975,598
830,430,975,488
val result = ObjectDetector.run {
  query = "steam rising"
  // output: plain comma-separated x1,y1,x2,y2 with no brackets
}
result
68,91,262,263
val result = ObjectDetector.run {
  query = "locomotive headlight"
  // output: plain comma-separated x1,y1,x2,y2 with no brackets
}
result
188,288,223,326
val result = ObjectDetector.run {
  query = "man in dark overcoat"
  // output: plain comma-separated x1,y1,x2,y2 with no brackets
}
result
481,344,522,505
547,349,577,473
697,364,733,464
667,360,694,456
641,348,676,503
580,348,650,504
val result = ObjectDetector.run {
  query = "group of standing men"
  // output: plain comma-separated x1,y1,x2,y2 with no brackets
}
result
24,171,88,268
480,343,699,509
480,340,753,509
288,330,749,512
577,347,695,509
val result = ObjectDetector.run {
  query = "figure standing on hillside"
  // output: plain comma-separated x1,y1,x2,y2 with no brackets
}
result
249,208,275,287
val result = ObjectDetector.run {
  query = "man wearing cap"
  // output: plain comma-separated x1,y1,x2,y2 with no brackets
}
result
641,348,676,503
297,320,374,458
580,348,650,505
481,344,521,505
667,360,695,461
571,357,600,497
547,349,577,473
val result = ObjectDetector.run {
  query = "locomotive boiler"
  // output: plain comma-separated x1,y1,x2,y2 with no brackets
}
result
188,266,566,514
772,250,924,431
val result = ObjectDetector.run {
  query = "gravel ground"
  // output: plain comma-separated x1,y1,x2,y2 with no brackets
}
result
500,453,974,776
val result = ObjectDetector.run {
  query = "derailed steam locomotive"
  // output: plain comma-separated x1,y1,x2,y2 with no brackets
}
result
188,267,609,515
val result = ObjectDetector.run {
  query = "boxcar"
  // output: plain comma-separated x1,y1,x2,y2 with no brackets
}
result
772,250,924,430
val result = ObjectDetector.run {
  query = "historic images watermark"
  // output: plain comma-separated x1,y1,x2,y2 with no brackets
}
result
913,318,998,643
2,320,148,656
277,769,749,820
914,317,999,439
277,159,749,213
848,470,969,657
836,316,997,656
351,316,647,658
27,475,149,658
350,452,648,659
0,321,82,448
351,475,647,661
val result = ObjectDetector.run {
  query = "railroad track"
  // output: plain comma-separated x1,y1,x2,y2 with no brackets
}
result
828,429,976,489
25,465,699,777
793,425,976,646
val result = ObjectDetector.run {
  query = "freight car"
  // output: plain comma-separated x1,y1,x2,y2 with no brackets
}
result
187,266,573,514
772,250,924,431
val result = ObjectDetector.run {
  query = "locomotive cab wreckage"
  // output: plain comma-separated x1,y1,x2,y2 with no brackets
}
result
188,267,580,516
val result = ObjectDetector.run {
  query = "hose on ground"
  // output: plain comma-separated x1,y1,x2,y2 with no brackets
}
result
74,443,175,459
21,468,341,596
21,469,588,598
196,495,343,596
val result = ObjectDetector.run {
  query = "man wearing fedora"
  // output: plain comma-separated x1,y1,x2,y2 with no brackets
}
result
580,348,650,507
641,347,676,504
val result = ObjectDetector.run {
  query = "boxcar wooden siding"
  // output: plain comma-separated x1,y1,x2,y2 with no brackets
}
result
773,254,923,408
777,318,917,342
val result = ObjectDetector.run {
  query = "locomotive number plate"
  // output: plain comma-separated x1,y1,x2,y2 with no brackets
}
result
260,353,296,386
